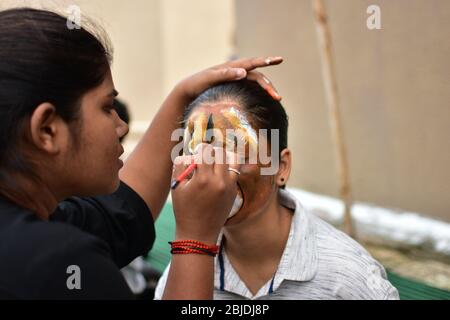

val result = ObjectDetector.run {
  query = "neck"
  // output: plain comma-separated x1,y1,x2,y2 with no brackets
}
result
1,173,60,220
223,192,293,267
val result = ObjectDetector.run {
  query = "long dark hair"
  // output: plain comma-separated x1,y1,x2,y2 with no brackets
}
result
0,8,112,207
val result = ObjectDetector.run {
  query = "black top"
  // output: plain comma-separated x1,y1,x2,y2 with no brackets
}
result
0,181,155,299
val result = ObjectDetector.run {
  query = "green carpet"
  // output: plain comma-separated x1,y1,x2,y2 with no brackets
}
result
146,202,450,300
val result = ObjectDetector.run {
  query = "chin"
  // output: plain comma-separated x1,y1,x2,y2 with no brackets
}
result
106,179,121,194
93,178,120,196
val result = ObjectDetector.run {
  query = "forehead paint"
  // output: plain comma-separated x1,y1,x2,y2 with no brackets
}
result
220,107,258,151
205,114,214,143
184,106,258,155
185,112,207,154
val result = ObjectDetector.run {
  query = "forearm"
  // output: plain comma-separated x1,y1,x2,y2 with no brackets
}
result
119,84,189,220
118,58,282,221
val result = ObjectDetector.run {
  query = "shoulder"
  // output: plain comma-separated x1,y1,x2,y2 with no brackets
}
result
306,213,399,299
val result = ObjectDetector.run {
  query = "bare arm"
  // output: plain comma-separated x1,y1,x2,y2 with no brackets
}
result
119,57,283,299
119,57,283,221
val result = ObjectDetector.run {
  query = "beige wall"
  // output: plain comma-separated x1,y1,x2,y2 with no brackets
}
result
0,0,234,121
235,0,450,222
1,1,448,222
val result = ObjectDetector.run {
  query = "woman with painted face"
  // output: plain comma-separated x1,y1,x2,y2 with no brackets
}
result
155,80,399,300
0,8,283,299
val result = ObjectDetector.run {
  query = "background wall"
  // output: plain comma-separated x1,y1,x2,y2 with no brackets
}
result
234,0,450,222
1,0,448,222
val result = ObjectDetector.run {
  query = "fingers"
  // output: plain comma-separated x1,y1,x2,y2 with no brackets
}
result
182,56,283,100
193,143,215,180
187,68,247,98
226,152,241,183
212,147,228,180
216,56,283,72
172,144,216,189
172,155,195,189
247,70,282,101
194,145,241,186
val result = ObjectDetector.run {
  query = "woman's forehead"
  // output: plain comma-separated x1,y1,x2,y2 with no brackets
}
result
185,103,259,154
187,104,252,129
189,103,242,118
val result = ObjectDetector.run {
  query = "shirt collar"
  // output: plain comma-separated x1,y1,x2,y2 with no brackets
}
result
214,188,318,298
275,188,318,285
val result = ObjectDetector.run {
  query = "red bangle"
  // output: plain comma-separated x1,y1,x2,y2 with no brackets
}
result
169,240,219,257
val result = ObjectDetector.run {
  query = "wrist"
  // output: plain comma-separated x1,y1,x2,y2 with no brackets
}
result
175,231,219,245
171,81,193,106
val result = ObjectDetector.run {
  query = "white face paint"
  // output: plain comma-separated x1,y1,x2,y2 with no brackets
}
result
228,192,243,219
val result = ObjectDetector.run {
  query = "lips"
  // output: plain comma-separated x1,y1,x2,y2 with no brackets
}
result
118,145,125,158
117,146,125,168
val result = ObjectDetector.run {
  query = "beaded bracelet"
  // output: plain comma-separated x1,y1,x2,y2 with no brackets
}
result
169,240,219,257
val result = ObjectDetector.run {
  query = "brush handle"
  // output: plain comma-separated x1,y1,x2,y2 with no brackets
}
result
171,163,197,189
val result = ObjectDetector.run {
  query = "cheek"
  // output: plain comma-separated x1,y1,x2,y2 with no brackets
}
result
238,165,275,213
73,127,118,178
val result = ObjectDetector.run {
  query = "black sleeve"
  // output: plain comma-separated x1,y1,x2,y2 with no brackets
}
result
50,181,155,268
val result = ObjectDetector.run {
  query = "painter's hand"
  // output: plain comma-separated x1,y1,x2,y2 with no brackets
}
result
171,144,240,243
175,56,283,102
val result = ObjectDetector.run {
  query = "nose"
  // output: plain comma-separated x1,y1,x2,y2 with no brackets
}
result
116,116,129,140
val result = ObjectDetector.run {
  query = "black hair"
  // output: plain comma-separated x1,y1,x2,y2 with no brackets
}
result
183,79,289,154
0,8,112,205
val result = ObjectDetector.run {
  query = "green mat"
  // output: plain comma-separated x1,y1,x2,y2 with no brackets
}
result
146,202,450,300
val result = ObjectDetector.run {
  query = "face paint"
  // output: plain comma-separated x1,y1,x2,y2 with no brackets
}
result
185,111,208,154
184,106,259,159
220,106,258,154
184,104,274,221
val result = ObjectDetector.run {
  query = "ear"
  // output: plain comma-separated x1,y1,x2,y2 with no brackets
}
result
275,148,292,187
29,103,64,154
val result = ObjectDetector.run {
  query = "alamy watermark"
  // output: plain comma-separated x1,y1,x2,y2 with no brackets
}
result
66,5,81,30
171,128,281,175
367,5,381,30
66,265,81,290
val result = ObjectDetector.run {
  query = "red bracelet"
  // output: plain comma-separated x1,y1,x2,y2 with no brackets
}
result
169,240,219,257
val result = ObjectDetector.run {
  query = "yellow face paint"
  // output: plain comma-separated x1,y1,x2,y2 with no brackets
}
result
220,106,258,152
184,112,208,154
184,105,258,158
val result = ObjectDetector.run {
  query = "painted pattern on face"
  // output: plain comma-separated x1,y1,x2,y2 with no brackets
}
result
184,104,275,221
185,106,258,158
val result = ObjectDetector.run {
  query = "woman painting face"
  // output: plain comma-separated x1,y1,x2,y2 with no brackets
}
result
60,70,129,196
184,103,277,225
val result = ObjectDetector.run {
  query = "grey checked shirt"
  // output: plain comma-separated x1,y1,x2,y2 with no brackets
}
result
154,189,399,300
